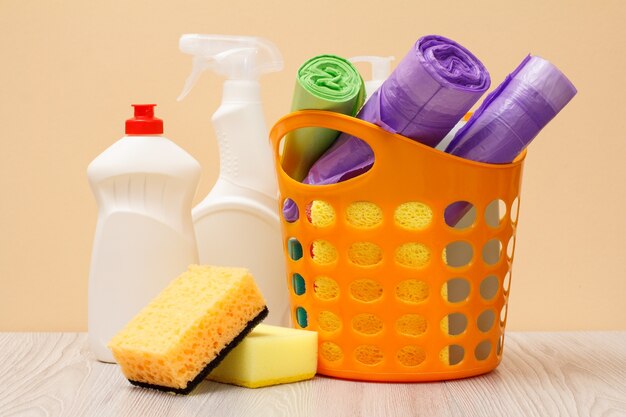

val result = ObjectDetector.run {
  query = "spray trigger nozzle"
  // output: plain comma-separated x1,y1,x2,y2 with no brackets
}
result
178,56,213,101
177,34,283,101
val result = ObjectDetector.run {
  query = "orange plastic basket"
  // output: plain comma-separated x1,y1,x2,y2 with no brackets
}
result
269,110,525,382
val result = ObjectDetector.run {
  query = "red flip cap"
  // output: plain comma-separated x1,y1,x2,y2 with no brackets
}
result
125,104,163,135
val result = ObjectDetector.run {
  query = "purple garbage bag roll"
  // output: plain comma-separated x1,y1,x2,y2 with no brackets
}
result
445,55,577,162
443,55,577,225
303,35,490,186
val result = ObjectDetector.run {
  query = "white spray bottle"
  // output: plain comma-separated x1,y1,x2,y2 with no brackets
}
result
87,104,201,362
177,34,290,326
349,56,394,98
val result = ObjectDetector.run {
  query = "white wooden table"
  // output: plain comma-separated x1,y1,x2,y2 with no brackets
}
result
1,332,625,416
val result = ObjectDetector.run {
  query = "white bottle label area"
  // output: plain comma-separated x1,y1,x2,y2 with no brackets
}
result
89,212,197,362
194,203,290,327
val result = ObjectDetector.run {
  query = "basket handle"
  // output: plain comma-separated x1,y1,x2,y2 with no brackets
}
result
269,110,528,192
269,110,403,183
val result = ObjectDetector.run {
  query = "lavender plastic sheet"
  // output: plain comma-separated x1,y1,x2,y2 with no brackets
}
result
443,55,577,225
302,35,490,186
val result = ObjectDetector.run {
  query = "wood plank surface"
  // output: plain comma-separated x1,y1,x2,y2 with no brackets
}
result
0,332,624,417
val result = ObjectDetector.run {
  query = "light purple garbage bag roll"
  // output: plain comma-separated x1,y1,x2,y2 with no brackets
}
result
282,35,490,221
304,35,491,185
443,54,577,225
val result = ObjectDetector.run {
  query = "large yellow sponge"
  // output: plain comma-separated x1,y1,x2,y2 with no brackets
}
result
108,265,268,394
208,324,318,388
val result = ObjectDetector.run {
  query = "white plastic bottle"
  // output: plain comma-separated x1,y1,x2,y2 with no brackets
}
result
87,104,200,363
178,34,290,326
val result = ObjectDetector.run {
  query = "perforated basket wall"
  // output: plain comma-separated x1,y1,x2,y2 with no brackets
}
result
270,111,525,382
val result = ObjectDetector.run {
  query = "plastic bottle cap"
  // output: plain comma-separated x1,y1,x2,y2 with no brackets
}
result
125,104,163,135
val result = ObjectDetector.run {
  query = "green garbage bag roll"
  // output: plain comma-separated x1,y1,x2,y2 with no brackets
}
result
281,55,365,182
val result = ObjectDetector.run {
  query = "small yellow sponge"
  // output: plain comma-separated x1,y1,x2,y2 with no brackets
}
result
108,265,268,394
394,202,433,230
311,240,338,264
308,200,335,227
208,324,318,388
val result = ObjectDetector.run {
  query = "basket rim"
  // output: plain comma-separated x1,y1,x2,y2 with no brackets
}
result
270,110,527,189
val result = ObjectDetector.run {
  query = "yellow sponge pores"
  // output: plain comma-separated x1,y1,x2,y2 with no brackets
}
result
208,324,318,388
108,265,268,394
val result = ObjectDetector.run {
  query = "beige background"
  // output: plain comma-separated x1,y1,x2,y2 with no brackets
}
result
1,0,624,331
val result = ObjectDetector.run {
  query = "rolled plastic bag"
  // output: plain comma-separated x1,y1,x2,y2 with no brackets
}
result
443,55,577,225
446,55,577,162
281,55,365,182
302,34,491,186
